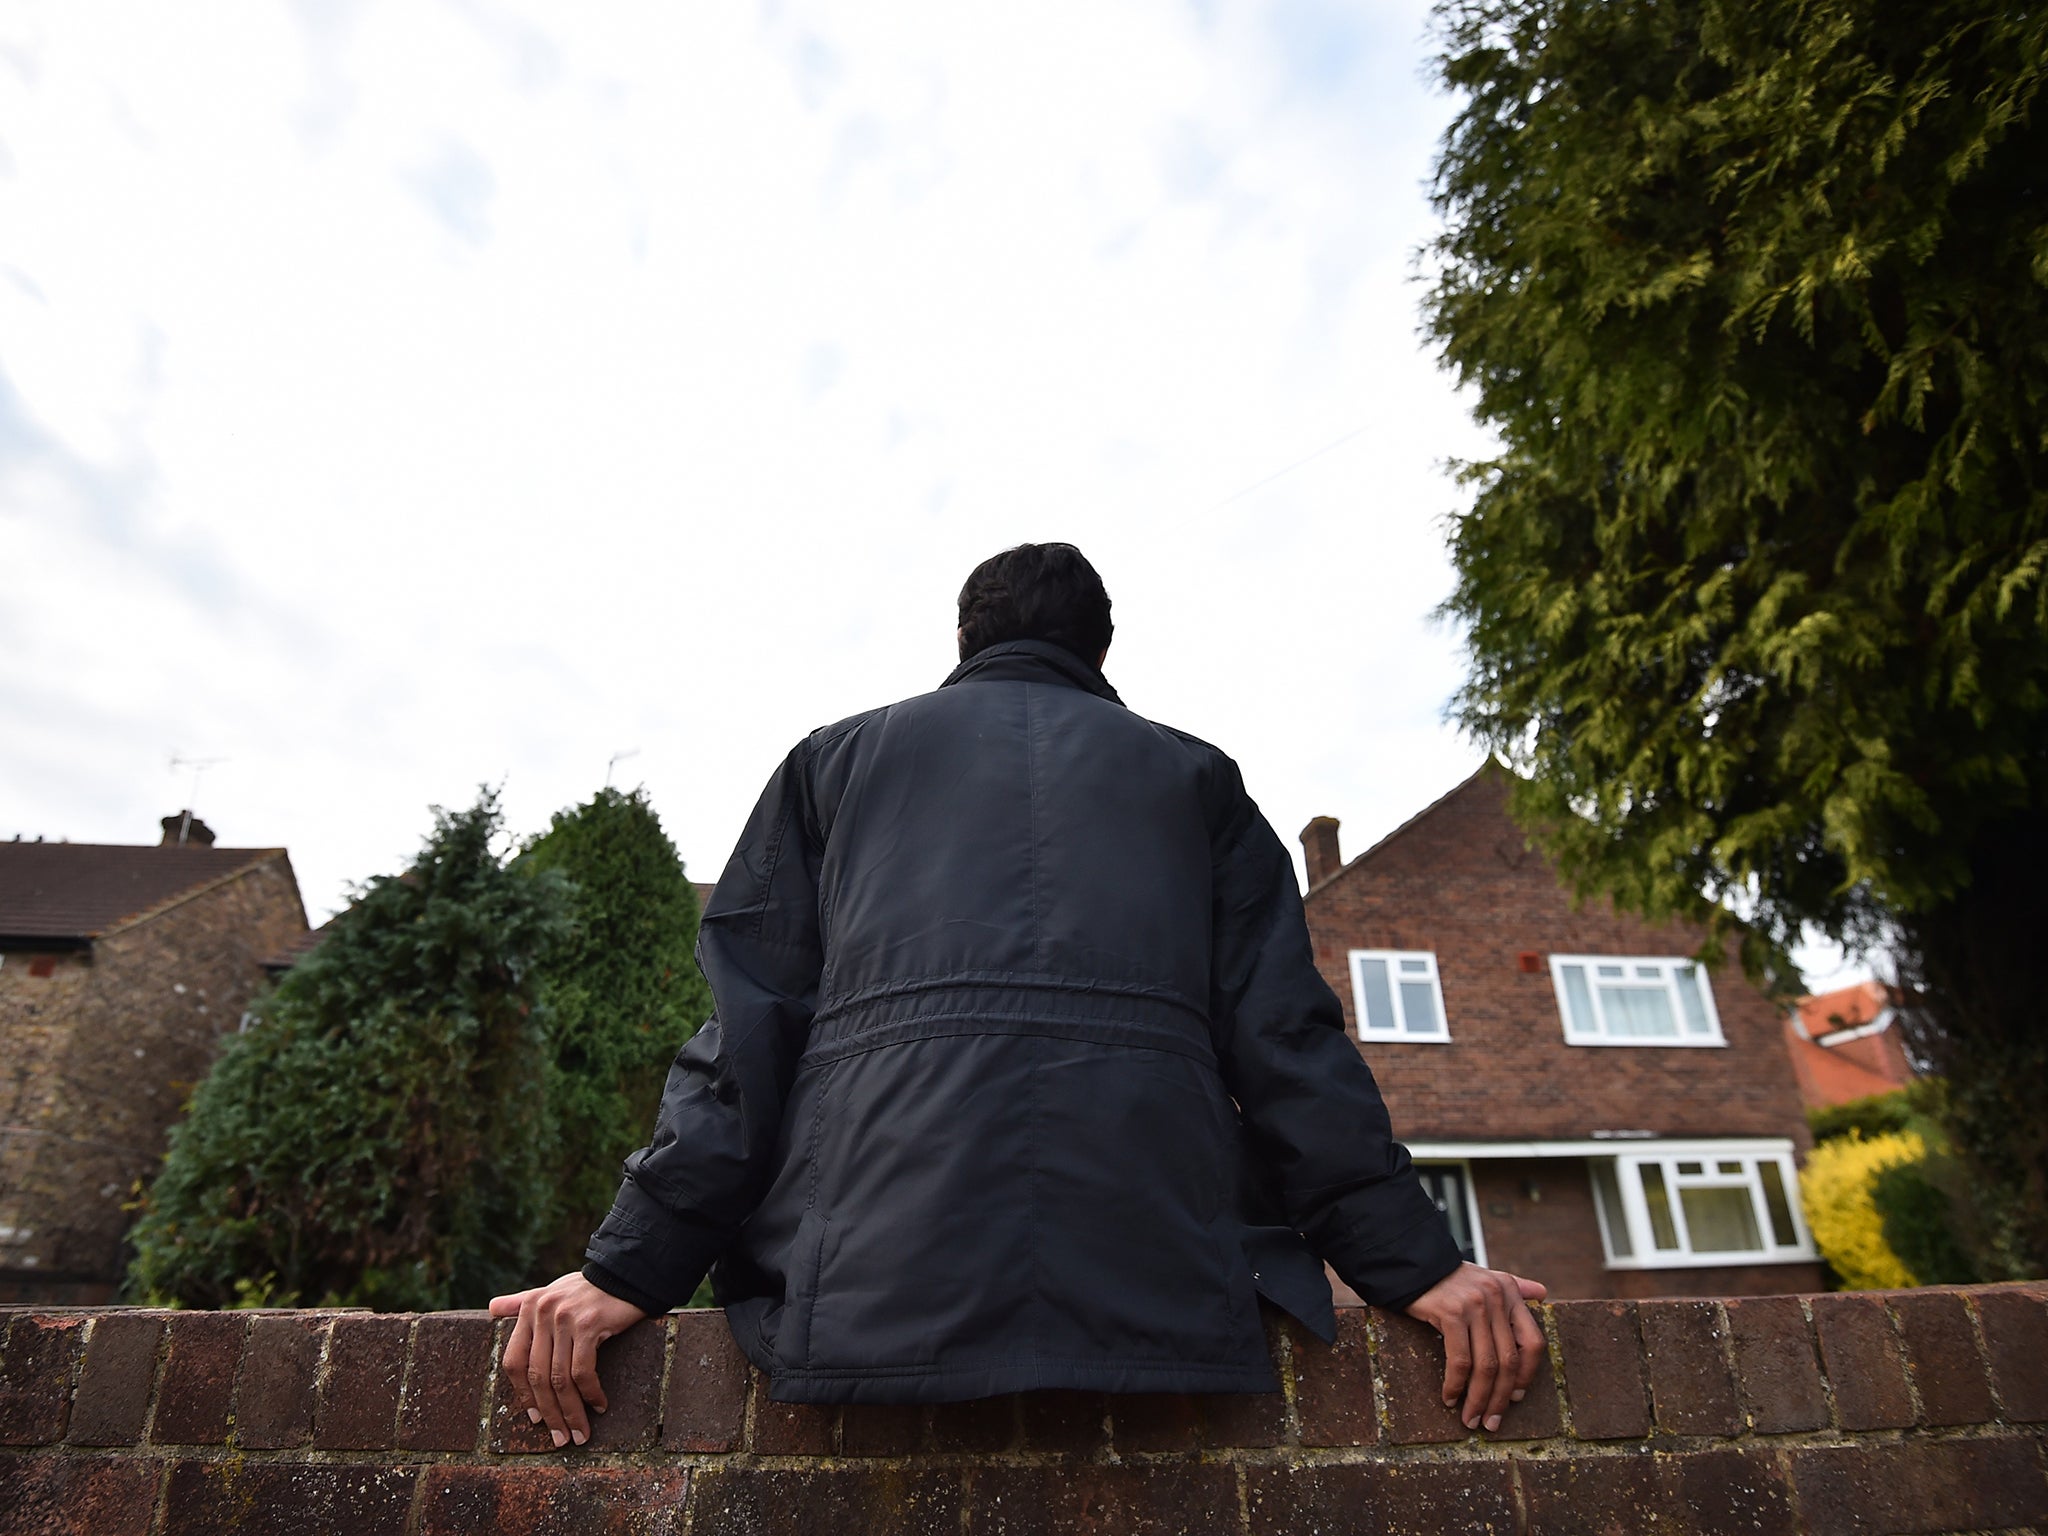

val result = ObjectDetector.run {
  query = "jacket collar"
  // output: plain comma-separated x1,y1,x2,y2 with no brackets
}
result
940,639,1124,705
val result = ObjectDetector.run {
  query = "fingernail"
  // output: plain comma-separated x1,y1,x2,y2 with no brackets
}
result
1484,1414,1502,1432
1465,1415,1479,1430
550,1429,567,1448
571,1429,587,1446
594,1404,606,1414
526,1409,542,1425
1511,1389,1526,1402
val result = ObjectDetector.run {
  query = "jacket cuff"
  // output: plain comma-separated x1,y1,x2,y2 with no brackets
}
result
581,1174,729,1314
1323,1201,1467,1311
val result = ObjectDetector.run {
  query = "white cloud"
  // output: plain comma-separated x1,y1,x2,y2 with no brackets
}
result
2,0,1742,976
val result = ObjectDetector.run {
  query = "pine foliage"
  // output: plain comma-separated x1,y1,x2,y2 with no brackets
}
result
518,787,710,1276
1427,0,2048,970
125,792,569,1310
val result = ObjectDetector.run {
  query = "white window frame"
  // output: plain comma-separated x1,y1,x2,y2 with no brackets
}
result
1589,1145,1815,1268
1548,953,1726,1047
1413,1159,1488,1267
1348,949,1452,1043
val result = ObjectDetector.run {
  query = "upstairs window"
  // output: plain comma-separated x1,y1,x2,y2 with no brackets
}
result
1588,1148,1812,1267
1549,954,1724,1046
1348,950,1450,1042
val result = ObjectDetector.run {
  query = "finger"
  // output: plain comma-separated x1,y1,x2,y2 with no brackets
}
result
570,1322,609,1433
502,1302,534,1417
489,1289,532,1318
1510,1290,1547,1398
526,1305,569,1448
1460,1286,1505,1429
1439,1306,1474,1414
554,1315,593,1446
1516,1275,1548,1302
1479,1280,1521,1430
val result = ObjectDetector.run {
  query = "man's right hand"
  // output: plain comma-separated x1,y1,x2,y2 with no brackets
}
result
489,1272,649,1447
1403,1262,1548,1433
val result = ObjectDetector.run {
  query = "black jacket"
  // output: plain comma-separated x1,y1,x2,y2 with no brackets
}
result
584,640,1461,1403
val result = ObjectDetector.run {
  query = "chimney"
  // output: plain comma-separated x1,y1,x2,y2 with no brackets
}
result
160,812,217,848
1300,816,1342,888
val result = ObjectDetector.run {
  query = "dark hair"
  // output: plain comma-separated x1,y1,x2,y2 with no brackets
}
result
956,543,1113,665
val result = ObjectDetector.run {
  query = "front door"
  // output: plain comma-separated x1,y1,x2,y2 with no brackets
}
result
1415,1164,1480,1264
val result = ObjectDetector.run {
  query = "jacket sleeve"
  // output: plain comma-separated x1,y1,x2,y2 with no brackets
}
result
582,740,825,1311
1207,763,1464,1310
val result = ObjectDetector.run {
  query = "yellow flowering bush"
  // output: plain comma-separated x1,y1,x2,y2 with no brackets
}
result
1801,1132,1925,1289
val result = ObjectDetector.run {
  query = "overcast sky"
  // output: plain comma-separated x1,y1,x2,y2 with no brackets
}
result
0,1,1868,990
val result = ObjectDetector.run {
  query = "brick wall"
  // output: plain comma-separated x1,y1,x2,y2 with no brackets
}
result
2,1285,2044,1534
0,858,306,1302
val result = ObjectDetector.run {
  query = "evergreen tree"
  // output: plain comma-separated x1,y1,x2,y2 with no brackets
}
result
1426,0,2048,1273
125,791,569,1309
518,786,711,1278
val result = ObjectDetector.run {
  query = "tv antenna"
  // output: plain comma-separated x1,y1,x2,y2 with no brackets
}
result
606,748,641,787
168,754,229,844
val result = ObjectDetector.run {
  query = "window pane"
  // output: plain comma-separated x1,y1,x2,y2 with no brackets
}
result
1601,984,1678,1037
1717,1161,1743,1176
1758,1161,1799,1246
1399,958,1428,973
1560,964,1596,1035
1359,959,1395,1032
1399,979,1442,1035
1597,964,1625,979
1677,1161,1703,1176
1639,1163,1680,1250
1635,965,1661,979
1676,965,1713,1035
1590,1159,1633,1258
1680,1185,1764,1253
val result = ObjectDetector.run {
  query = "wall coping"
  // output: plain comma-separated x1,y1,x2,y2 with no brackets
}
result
2,1283,2045,1533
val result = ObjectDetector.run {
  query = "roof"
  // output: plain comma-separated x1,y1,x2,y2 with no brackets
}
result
1305,758,1502,898
1795,980,1892,1038
1784,981,1915,1109
0,841,287,944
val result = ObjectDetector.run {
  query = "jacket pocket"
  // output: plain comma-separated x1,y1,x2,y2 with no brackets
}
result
784,1209,831,1370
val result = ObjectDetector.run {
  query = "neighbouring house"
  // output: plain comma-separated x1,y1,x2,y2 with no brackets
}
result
1300,763,1826,1301
1783,979,1918,1111
0,813,307,1303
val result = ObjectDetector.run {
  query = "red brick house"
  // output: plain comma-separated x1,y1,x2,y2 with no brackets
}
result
1302,763,1826,1300
1783,980,1917,1111
0,814,307,1302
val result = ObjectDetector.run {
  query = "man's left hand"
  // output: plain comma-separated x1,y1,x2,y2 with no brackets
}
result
1403,1262,1548,1433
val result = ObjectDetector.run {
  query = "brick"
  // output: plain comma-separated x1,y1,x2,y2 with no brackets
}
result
1669,1447,1799,1536
842,1401,927,1456
314,1313,407,1449
148,1310,243,1445
1789,1435,2048,1536
1723,1295,1828,1432
663,1309,748,1452
751,1384,837,1455
1017,1392,1107,1456
1249,1461,1517,1536
1890,1288,1995,1426
490,1317,558,1455
69,1312,165,1446
1109,1393,1200,1453
400,1311,493,1451
1519,1450,1665,1535
0,1312,84,1445
234,1313,326,1448
162,1458,416,1536
1974,1285,2048,1421
1293,1307,1378,1447
1553,1299,1651,1439
1639,1298,1740,1435
586,1313,667,1451
419,1466,686,1535
687,1467,962,1536
1810,1292,1913,1430
925,1391,1014,1452
970,1463,1240,1536
0,1451,159,1536
1198,1388,1286,1448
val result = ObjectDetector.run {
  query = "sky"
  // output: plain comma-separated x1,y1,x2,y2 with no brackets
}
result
0,0,1871,990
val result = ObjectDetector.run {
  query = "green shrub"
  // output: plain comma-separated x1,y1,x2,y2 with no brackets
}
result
1800,1132,1923,1290
1871,1151,1979,1286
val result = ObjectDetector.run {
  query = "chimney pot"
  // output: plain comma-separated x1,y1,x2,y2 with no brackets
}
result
1300,816,1342,887
161,812,217,848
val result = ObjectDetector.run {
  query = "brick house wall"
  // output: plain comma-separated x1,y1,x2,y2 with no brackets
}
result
1304,764,1825,1299
0,855,306,1303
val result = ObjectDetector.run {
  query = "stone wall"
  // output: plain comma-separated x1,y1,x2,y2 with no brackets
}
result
0,856,306,1302
3,1283,2044,1534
